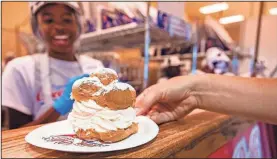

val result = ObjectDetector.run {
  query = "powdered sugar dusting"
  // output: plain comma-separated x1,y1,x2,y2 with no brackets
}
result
91,68,118,77
91,80,114,96
114,82,135,91
103,82,135,93
92,89,105,96
72,68,135,97
73,76,103,88
91,81,135,96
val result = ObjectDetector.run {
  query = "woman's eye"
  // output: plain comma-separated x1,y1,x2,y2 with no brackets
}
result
44,19,53,24
64,19,72,24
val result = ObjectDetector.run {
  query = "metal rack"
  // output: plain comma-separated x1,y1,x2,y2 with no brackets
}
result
147,51,233,62
79,23,191,53
20,2,193,89
78,3,192,88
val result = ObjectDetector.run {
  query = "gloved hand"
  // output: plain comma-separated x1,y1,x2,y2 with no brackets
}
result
53,74,89,115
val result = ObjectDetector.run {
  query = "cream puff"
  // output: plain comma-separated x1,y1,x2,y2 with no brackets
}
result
68,68,138,142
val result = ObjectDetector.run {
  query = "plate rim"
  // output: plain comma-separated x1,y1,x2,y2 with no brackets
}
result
25,116,159,153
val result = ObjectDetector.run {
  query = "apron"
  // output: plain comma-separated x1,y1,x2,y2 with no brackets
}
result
36,53,85,120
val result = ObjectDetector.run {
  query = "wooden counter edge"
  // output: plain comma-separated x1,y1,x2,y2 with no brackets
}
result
1,112,254,158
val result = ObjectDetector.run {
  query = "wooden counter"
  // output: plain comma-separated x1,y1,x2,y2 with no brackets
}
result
2,111,253,158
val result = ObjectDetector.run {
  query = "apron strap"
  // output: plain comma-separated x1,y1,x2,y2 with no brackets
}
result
40,53,53,106
39,53,85,115
75,54,86,73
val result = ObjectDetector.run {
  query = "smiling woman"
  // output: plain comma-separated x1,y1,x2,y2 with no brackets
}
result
2,2,104,129
34,3,80,61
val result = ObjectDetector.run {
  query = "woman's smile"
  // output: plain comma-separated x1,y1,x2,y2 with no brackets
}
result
52,35,70,47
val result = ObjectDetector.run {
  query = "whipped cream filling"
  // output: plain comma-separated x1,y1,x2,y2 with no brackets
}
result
68,100,136,133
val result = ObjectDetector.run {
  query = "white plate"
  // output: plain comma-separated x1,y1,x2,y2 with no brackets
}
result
25,116,159,153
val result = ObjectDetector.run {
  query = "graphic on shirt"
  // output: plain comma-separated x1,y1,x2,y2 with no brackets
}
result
36,84,65,106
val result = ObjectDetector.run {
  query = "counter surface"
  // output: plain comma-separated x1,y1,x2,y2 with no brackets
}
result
2,111,250,158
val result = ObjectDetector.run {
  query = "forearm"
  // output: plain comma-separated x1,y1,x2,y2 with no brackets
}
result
192,74,277,124
22,107,60,127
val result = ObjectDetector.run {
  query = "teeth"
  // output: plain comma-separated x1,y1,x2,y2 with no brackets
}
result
54,35,68,40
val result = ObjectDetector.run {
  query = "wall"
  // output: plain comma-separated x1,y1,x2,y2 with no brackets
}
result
2,2,32,59
157,2,187,20
184,2,277,21
184,2,277,46
239,15,277,77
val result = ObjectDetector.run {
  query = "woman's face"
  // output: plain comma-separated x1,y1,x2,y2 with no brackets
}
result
36,4,78,54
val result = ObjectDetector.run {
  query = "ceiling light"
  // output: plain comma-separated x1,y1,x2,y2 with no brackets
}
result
199,2,229,14
269,7,277,15
219,15,245,24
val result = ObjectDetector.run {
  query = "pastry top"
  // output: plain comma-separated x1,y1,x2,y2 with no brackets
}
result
72,76,104,88
71,68,136,110
91,67,118,76
72,77,104,101
105,82,135,92
90,68,118,85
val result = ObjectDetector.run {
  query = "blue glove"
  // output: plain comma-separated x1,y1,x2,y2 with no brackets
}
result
53,74,89,115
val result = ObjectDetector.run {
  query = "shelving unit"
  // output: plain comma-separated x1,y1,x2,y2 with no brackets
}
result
147,51,233,62
21,2,193,89
148,53,206,62
79,22,191,53
78,3,192,88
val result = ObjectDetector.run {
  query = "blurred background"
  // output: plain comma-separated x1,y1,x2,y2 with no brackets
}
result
1,1,277,128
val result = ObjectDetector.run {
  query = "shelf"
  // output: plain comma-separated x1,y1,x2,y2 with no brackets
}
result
79,22,191,53
146,53,205,62
22,22,191,54
147,51,233,62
